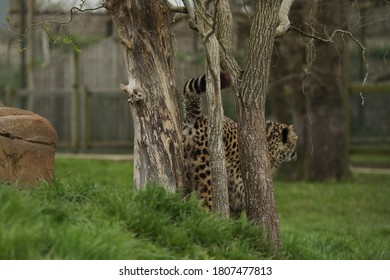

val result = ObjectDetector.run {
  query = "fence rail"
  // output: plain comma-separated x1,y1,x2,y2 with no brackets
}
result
348,83,390,145
4,83,389,154
11,89,134,153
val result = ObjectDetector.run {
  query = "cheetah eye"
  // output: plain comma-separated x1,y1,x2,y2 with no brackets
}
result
282,127,289,144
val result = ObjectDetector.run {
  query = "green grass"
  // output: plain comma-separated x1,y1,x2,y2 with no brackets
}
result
276,173,390,259
0,158,389,260
54,158,134,188
0,158,274,260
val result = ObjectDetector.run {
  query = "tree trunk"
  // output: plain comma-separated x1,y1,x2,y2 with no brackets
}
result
237,1,281,248
103,0,185,192
204,38,230,218
194,0,230,218
268,41,291,124
271,0,308,180
305,0,351,181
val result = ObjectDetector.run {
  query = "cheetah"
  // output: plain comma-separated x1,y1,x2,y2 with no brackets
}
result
182,72,298,217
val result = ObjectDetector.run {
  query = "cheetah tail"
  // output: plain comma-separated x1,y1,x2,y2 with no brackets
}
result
184,71,233,94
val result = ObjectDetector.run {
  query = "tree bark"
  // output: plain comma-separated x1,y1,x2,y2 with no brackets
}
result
204,38,230,218
194,0,230,218
213,0,282,248
237,1,281,248
103,0,185,192
305,0,351,181
216,0,241,77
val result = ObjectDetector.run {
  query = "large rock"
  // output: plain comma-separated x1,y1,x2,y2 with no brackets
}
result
0,106,58,188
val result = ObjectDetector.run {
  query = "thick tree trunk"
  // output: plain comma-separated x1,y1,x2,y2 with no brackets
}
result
305,0,351,181
268,41,291,124
271,0,351,182
237,1,281,248
215,0,282,248
271,0,308,180
103,0,185,192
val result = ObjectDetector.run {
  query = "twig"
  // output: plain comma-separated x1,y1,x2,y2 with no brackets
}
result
292,26,369,105
10,6,103,41
242,0,252,22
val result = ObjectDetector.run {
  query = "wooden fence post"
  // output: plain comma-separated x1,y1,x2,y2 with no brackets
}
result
71,51,80,153
5,87,16,107
81,87,91,151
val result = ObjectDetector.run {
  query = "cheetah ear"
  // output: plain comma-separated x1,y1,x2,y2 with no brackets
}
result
266,120,274,135
282,127,289,143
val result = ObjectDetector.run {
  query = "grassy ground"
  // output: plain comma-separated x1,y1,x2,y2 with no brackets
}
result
276,174,390,259
0,158,274,260
0,157,389,260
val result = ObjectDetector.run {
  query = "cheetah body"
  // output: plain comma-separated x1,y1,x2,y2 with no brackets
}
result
182,73,298,216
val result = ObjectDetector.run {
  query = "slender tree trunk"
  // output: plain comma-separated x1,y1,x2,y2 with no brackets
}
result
204,38,230,218
237,1,281,248
194,0,230,218
305,0,351,181
103,0,185,192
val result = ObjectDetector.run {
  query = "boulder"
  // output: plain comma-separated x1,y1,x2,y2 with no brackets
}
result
0,106,58,188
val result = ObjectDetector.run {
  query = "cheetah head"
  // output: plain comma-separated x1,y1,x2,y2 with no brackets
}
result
266,121,298,168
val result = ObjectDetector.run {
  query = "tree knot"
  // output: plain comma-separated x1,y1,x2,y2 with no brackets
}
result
120,83,143,104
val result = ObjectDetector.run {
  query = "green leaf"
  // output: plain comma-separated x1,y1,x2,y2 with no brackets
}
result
62,36,73,44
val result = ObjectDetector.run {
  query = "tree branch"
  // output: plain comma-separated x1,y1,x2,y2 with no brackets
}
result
183,0,196,23
167,1,187,14
15,5,103,39
202,0,220,44
292,25,369,104
275,0,295,37
171,13,190,25
215,0,242,79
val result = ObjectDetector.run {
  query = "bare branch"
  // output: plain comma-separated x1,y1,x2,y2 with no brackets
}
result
10,5,103,42
171,13,190,25
182,0,198,30
203,0,220,44
183,0,196,23
167,1,187,14
275,0,295,37
292,26,369,105
215,0,242,78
